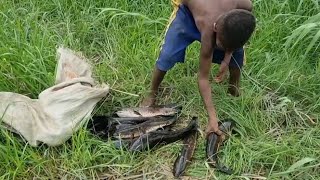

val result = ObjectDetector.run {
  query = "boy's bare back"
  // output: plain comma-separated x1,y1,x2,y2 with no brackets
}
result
182,0,252,34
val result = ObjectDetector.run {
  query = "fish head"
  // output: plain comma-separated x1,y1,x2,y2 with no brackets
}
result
155,107,179,116
115,109,141,117
219,118,237,134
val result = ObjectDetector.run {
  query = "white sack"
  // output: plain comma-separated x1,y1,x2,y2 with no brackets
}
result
0,47,110,146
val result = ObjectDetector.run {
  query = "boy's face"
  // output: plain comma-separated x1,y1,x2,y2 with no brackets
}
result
215,34,225,50
213,21,237,52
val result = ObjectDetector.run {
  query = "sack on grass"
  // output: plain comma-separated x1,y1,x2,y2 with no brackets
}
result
0,47,109,146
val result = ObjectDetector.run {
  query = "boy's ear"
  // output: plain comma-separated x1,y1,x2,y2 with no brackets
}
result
213,23,218,32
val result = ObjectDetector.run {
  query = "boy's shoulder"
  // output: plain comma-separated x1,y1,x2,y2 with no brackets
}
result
236,0,253,11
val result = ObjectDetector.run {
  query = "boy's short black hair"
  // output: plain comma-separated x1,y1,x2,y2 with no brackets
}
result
220,9,256,50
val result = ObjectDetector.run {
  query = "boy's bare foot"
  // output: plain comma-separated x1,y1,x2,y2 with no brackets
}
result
140,95,156,107
228,85,240,97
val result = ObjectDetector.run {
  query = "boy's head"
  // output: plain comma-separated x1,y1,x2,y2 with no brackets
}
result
214,9,256,51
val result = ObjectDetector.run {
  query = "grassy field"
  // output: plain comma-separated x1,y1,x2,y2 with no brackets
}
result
1,0,320,179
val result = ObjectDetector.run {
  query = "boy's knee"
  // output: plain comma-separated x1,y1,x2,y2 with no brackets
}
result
156,56,175,72
156,49,186,71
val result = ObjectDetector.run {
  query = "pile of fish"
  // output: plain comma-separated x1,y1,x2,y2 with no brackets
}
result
87,104,237,177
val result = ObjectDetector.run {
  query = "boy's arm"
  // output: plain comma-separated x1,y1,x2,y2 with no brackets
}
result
215,50,233,82
198,30,223,135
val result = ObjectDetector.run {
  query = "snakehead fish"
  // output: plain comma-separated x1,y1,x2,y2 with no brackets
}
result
115,104,182,118
86,115,115,139
129,117,198,152
206,119,237,175
173,127,199,177
113,115,177,139
218,119,236,135
87,114,181,139
110,115,174,125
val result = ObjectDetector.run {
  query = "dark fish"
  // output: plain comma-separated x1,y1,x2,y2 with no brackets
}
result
218,118,237,144
129,117,198,152
206,132,220,167
115,123,136,131
206,132,234,175
86,115,116,139
113,115,177,139
115,104,182,118
113,123,176,150
87,115,180,140
111,115,174,125
173,128,198,178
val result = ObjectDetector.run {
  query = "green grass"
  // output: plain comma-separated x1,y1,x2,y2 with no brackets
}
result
1,0,320,179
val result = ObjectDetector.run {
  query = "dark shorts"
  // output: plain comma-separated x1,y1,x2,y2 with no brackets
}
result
156,4,244,71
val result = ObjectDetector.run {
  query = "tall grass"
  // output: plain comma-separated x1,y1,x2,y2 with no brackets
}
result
0,0,319,179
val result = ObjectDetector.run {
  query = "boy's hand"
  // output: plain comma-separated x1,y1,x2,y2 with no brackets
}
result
214,61,228,83
206,117,225,140
215,51,233,83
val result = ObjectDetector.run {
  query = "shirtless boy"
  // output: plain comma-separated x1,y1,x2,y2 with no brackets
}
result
142,0,256,136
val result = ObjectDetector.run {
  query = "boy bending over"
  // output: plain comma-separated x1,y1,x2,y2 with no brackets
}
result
142,0,256,136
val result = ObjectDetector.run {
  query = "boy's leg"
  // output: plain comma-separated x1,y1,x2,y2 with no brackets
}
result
141,4,199,106
227,48,244,96
228,66,241,97
141,66,166,106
